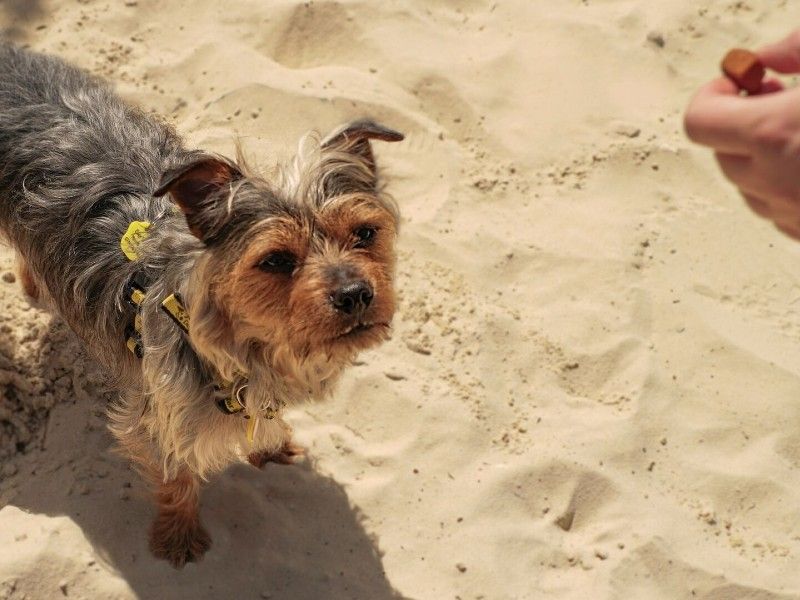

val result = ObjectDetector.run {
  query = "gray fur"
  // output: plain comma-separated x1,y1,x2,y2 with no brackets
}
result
0,42,403,564
0,43,191,362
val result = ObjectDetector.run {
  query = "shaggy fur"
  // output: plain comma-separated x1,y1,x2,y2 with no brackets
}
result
0,43,402,567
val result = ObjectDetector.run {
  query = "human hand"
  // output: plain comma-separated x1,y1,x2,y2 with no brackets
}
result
684,31,800,239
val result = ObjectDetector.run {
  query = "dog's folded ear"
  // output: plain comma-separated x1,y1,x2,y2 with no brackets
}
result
154,156,242,242
320,119,403,193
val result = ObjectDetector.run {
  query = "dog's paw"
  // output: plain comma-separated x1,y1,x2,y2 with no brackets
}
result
247,441,305,468
149,515,212,569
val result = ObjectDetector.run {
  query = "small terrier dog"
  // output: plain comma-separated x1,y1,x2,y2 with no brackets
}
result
0,44,402,567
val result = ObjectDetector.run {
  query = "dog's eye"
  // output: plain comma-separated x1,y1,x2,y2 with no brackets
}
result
353,226,377,248
258,251,296,274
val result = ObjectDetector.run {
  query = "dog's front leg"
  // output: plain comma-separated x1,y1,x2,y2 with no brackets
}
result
148,468,211,568
246,418,305,468
247,438,305,467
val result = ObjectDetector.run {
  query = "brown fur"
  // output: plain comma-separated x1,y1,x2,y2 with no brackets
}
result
148,469,210,568
15,255,39,301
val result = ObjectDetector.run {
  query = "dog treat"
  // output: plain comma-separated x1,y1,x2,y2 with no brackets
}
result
721,48,765,94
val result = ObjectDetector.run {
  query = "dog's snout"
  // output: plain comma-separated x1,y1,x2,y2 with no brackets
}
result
331,280,373,315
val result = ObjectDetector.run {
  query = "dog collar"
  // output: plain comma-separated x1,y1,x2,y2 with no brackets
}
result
121,221,190,336
122,271,242,413
120,219,280,437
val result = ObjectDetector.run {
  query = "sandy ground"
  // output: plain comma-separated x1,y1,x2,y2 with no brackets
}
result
3,0,800,599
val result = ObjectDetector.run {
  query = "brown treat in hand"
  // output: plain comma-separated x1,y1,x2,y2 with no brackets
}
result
721,48,765,94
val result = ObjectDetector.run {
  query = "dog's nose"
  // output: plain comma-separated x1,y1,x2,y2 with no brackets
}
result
331,281,373,314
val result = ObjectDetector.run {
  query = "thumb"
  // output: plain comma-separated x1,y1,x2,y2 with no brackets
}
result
758,30,800,73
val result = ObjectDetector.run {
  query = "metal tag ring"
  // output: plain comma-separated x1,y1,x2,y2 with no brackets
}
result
234,382,248,405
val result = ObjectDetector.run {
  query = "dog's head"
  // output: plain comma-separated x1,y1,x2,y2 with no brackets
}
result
154,120,402,373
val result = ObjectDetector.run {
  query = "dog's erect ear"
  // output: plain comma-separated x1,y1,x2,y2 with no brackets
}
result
321,119,403,193
154,156,241,242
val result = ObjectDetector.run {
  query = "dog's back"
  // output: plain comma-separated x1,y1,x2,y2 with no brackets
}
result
0,43,101,123
0,43,185,355
0,43,180,203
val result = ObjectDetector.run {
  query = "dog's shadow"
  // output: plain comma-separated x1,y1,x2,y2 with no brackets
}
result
4,319,407,600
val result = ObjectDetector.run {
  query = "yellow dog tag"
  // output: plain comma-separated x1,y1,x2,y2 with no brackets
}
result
120,221,151,261
246,415,258,445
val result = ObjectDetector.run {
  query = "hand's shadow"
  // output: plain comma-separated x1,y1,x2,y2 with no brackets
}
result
2,318,408,600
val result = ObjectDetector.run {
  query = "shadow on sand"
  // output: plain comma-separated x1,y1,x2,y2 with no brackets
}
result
2,318,407,600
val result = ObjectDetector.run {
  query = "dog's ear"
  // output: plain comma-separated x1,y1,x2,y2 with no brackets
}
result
154,156,241,242
321,119,403,193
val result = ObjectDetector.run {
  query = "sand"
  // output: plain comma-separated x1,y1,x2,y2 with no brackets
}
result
2,0,800,598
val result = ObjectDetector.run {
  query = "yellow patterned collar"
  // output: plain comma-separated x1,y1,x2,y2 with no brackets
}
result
120,220,277,442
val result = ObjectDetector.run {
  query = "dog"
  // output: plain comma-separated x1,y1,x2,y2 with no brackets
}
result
0,43,402,567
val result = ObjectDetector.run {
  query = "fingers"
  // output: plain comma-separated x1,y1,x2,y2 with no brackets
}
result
715,152,752,183
738,183,800,226
714,153,774,196
740,192,800,240
739,192,795,222
716,152,798,204
684,78,760,154
774,220,800,240
714,153,782,202
686,29,800,243
755,77,785,95
758,30,800,74
741,192,772,218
